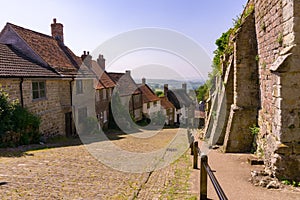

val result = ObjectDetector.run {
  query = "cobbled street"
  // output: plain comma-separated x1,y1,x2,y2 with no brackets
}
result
0,128,196,200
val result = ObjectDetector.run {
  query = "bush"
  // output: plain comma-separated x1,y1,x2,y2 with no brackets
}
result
0,89,41,147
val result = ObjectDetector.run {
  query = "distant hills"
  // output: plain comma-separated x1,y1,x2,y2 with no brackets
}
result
135,78,204,91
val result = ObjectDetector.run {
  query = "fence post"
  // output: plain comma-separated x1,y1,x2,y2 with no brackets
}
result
190,135,194,155
200,154,208,200
193,141,198,169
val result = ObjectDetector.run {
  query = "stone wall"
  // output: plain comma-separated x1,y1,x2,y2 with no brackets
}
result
223,10,259,152
0,78,72,137
205,0,300,181
254,0,300,181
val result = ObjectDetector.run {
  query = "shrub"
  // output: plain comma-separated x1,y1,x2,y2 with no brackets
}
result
0,89,41,147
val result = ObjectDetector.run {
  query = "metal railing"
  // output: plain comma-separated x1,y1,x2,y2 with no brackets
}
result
188,132,228,200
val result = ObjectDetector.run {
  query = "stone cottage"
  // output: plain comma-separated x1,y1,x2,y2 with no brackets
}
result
160,96,175,126
164,83,194,126
0,19,94,137
138,78,161,119
89,54,116,130
205,0,300,181
108,71,143,122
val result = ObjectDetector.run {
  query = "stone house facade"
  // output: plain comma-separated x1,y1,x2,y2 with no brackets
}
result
205,0,300,181
164,83,193,126
89,54,116,130
108,71,143,122
138,78,161,119
160,96,175,126
0,19,94,138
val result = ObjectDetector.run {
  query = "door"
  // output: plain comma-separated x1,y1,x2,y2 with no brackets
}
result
65,112,72,137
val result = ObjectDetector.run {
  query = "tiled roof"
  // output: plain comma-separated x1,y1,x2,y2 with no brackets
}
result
91,61,115,89
108,72,140,96
137,84,160,103
0,43,60,77
160,96,175,109
7,23,82,76
167,89,193,109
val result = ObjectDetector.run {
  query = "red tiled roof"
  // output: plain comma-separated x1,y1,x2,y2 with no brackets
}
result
91,61,115,89
108,72,140,96
0,43,60,77
137,84,160,103
160,96,175,109
7,23,82,76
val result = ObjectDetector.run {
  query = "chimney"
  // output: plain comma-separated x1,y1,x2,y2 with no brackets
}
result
182,83,187,92
142,77,146,85
164,84,168,97
97,54,106,70
51,18,64,43
81,51,92,68
125,70,131,76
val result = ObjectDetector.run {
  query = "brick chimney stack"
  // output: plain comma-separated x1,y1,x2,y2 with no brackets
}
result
81,51,92,68
164,84,168,96
125,70,131,76
51,18,64,43
97,54,105,70
182,83,187,92
142,77,146,85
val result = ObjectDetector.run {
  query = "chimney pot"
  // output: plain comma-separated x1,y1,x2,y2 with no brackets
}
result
81,50,92,68
53,18,57,23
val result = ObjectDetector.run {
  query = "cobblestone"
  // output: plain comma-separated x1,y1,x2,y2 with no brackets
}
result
0,128,196,199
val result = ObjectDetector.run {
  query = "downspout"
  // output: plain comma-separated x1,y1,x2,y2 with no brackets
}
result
70,78,74,106
19,78,24,107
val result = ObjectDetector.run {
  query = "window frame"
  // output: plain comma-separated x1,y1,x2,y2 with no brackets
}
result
32,81,46,100
76,80,83,94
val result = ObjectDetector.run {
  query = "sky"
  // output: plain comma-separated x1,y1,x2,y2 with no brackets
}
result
0,0,248,80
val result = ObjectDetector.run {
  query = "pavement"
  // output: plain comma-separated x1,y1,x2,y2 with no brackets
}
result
189,140,300,200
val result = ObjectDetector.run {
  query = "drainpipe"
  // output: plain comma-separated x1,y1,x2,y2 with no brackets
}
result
70,78,74,106
19,78,24,107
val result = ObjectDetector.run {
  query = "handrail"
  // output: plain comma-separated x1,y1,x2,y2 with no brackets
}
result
189,137,228,200
201,154,228,200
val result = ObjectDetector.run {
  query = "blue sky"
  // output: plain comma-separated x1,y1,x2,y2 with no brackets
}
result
0,0,248,80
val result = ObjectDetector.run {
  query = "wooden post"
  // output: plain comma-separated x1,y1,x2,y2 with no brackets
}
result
190,135,194,155
193,141,198,169
200,154,208,200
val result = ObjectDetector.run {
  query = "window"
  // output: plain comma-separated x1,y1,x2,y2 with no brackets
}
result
153,101,157,107
78,107,87,123
32,81,46,100
147,103,150,109
76,80,83,94
103,89,107,100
